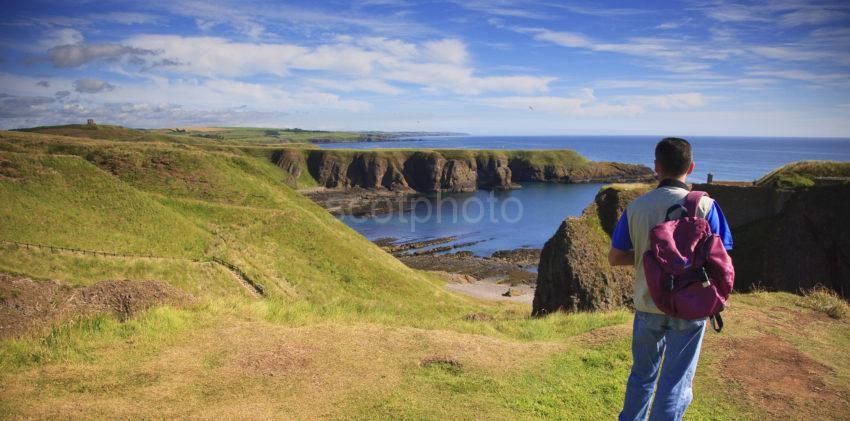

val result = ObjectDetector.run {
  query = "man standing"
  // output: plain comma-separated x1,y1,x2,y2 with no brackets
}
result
608,138,733,421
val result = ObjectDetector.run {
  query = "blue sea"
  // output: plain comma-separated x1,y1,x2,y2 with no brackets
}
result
326,136,850,256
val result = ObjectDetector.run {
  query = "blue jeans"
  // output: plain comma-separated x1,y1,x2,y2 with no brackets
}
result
619,311,706,421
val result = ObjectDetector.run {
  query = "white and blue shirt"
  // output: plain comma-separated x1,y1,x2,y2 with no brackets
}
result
611,179,733,314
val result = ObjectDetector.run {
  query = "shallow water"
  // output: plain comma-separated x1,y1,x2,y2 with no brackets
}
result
339,182,601,256
329,136,850,255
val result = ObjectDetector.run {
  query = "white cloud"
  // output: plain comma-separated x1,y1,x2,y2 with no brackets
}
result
524,27,737,60
124,35,555,95
655,19,690,30
457,1,643,19
594,77,777,91
749,45,850,65
626,92,706,109
73,78,116,93
0,73,372,128
512,26,742,75
747,69,850,86
702,3,772,23
0,94,56,118
89,12,164,25
422,38,468,65
780,8,847,26
481,89,706,117
700,1,850,27
47,43,157,68
162,0,436,38
127,36,306,77
40,28,83,49
308,78,405,95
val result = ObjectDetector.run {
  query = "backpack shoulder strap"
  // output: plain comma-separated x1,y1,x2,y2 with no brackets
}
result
685,190,708,218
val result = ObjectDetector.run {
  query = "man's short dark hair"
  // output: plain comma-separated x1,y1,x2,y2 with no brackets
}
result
655,137,692,176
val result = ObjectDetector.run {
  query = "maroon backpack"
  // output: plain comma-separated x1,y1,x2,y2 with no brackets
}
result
643,191,735,332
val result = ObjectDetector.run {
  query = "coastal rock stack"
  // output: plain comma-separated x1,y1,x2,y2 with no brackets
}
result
532,185,648,316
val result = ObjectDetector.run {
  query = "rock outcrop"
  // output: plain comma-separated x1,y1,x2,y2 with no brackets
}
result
510,160,654,184
532,185,650,316
271,149,306,187
723,184,850,297
287,149,654,193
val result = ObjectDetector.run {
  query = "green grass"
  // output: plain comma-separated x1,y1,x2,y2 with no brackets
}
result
0,153,210,258
0,129,848,419
755,160,850,188
0,244,243,298
797,286,850,319
17,124,366,146
18,124,189,144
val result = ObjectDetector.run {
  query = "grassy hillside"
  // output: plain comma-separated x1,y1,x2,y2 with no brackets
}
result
0,129,848,419
18,124,186,144
0,153,210,257
755,160,850,188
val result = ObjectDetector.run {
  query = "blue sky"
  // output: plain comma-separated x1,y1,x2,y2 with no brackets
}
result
1,0,849,136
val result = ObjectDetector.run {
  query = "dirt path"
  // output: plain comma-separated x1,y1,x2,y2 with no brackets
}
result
444,277,534,304
718,331,849,418
209,258,264,298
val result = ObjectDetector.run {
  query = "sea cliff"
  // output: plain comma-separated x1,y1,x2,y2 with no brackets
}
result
274,148,655,193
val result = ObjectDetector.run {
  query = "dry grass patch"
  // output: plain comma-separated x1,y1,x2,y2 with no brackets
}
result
419,355,463,375
0,273,195,339
0,319,566,419
721,334,847,419
797,286,849,319
569,323,632,347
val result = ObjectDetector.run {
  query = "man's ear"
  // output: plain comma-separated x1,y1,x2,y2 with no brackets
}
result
686,161,695,175
654,159,661,176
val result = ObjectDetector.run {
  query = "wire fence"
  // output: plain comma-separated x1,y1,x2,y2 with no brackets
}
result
0,239,191,260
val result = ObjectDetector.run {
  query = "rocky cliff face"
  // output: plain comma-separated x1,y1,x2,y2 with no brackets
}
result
510,160,654,184
729,184,850,297
282,149,653,193
532,185,650,316
271,149,305,187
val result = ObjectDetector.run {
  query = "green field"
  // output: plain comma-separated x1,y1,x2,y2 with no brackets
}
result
0,127,848,419
18,124,367,145
154,127,366,144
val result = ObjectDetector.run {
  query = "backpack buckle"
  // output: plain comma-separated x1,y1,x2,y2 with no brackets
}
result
700,267,711,287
